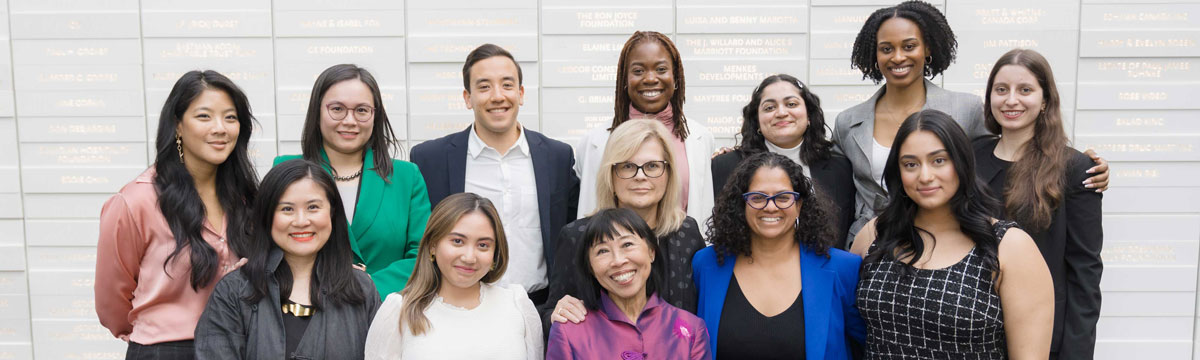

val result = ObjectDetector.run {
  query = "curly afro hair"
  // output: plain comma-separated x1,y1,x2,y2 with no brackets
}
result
850,0,957,84
706,152,836,265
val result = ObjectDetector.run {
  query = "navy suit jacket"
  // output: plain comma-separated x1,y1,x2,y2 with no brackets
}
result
692,245,866,360
410,126,580,271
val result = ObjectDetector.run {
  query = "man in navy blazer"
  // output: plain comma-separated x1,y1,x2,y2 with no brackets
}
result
410,44,579,309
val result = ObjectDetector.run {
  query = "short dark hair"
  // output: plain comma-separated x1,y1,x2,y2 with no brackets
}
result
572,208,666,311
736,74,833,165
301,64,399,179
851,0,957,83
462,43,523,91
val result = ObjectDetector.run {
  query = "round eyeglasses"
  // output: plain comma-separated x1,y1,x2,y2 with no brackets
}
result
742,191,801,210
612,160,669,179
326,103,375,122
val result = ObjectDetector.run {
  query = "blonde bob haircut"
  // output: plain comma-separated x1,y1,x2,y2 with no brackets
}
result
398,192,508,336
594,119,686,237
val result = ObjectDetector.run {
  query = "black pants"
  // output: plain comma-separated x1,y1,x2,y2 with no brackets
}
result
126,340,195,360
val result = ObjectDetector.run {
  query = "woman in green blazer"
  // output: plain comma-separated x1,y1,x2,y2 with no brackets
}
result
274,64,431,300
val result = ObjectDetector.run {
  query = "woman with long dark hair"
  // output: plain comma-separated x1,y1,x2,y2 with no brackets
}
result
833,0,1108,241
364,193,543,359
851,110,1053,359
194,159,380,359
95,70,258,359
975,49,1103,359
695,152,864,359
575,31,716,235
712,74,856,245
274,64,432,299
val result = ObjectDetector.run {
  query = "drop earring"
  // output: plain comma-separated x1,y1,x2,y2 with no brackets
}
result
175,134,184,163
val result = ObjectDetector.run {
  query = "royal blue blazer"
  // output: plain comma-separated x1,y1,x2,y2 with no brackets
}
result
692,245,866,360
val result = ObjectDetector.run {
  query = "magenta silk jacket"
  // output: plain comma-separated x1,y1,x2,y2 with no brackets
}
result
546,293,710,360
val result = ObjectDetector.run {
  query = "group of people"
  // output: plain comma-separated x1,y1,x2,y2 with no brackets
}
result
94,1,1108,359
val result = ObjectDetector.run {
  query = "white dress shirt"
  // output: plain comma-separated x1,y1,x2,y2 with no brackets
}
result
464,125,547,292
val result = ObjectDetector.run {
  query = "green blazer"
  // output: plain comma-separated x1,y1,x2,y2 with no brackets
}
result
274,148,432,300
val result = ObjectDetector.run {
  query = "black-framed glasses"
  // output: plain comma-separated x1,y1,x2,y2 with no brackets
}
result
742,191,801,210
326,103,375,122
612,160,669,179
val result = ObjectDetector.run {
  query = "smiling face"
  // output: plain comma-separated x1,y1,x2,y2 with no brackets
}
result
270,178,334,261
588,225,655,304
898,130,960,211
319,79,375,157
176,89,240,168
434,211,497,291
625,41,675,114
875,17,927,88
757,81,810,149
744,166,800,242
464,56,525,136
989,64,1044,135
613,138,669,213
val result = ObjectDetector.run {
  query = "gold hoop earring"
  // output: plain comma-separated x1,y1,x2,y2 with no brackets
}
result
175,134,184,163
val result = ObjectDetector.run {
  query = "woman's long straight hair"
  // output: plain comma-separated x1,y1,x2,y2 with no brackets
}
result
398,193,509,336
153,70,258,290
593,119,686,237
865,110,1000,276
241,159,365,308
983,49,1070,232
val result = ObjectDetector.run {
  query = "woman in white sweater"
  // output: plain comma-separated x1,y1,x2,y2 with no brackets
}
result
364,193,543,359
575,31,714,235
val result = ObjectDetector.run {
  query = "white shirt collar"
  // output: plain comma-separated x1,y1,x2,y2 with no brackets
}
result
468,123,530,159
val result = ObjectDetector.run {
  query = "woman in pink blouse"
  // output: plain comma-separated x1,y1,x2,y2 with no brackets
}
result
546,208,710,360
95,70,259,360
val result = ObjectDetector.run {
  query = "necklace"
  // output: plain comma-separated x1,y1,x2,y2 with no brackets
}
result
332,167,363,182
879,97,924,125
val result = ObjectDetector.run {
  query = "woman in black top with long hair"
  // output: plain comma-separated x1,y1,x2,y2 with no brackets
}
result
195,159,380,359
712,74,856,246
851,110,1053,359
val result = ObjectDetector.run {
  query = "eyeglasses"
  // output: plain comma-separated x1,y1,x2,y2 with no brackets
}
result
612,160,669,179
326,103,375,122
742,191,801,210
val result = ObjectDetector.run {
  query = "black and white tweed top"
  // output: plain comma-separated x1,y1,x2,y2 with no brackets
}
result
856,220,1018,359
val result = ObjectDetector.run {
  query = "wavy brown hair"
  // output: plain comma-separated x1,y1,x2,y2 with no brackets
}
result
983,49,1069,232
594,119,686,237
611,31,689,141
706,152,835,264
397,193,509,336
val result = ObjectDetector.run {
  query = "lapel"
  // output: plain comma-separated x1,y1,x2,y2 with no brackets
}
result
447,127,471,194
921,79,950,113
848,86,884,170
704,253,736,355
527,128,555,243
800,246,834,360
268,248,329,358
976,139,1005,185
318,149,366,263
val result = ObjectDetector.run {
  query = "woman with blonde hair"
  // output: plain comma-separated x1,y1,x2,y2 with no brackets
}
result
545,119,705,332
364,193,543,359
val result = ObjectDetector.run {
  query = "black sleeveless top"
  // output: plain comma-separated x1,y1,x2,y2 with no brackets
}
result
716,275,805,360
856,221,1018,359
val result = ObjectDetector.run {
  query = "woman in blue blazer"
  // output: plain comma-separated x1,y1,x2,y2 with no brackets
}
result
694,152,865,359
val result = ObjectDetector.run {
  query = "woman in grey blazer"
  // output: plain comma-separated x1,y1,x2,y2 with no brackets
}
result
832,1,1109,240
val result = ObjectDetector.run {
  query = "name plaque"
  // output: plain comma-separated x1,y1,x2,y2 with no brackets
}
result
20,143,145,167
808,32,857,59
1076,83,1198,110
408,9,536,35
13,39,141,65
1106,214,1200,242
1103,241,1195,266
27,270,95,296
1076,110,1200,136
1079,58,1199,83
9,11,140,39
1081,4,1199,30
686,59,807,86
1080,30,1200,57
30,320,125,359
408,35,537,63
676,6,807,34
274,9,405,37
141,9,272,38
540,111,611,140
948,2,1078,32
542,7,673,35
22,194,111,220
15,90,143,117
30,295,96,320
15,65,142,91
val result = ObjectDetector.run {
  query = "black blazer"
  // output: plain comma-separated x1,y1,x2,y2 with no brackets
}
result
973,137,1103,360
410,126,581,272
711,150,857,248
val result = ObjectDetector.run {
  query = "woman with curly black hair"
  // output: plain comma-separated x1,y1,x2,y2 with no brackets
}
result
833,0,1108,241
693,152,865,359
850,110,1053,359
711,74,856,246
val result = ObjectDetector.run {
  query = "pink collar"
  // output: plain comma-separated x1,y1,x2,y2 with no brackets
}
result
629,103,675,127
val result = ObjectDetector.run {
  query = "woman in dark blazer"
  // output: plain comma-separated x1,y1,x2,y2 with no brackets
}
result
712,74,855,246
195,159,381,359
696,152,865,360
545,119,706,334
974,49,1103,360
274,64,432,300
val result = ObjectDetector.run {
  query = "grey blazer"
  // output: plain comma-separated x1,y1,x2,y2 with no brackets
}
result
831,79,987,241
